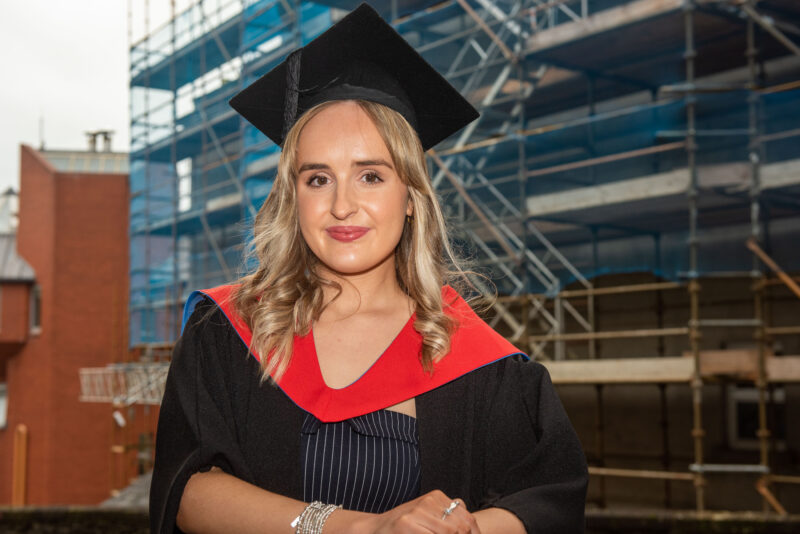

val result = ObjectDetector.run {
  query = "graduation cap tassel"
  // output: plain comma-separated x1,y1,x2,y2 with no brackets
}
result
281,50,302,142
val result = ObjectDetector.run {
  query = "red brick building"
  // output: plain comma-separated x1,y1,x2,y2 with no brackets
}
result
0,144,128,505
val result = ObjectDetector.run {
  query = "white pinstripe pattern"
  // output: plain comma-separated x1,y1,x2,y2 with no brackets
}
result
301,410,420,512
365,432,377,511
372,412,386,513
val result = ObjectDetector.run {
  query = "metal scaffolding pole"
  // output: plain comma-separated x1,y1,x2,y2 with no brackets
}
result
739,1,800,58
197,5,233,282
170,0,179,341
683,0,706,512
744,3,775,513
143,0,153,343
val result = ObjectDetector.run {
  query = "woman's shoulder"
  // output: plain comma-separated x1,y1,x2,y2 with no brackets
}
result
176,296,251,367
182,296,236,336
469,353,551,389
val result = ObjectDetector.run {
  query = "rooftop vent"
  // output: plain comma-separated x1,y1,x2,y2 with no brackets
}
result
85,130,115,152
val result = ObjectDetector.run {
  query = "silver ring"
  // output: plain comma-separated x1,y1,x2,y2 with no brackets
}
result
441,500,460,520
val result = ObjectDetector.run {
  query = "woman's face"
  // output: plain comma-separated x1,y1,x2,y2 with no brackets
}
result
295,101,412,278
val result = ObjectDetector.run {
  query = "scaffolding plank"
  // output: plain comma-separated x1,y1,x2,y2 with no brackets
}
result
767,356,800,383
526,168,689,217
526,0,683,54
542,357,694,384
523,157,800,221
683,349,760,381
543,354,800,385
763,158,800,190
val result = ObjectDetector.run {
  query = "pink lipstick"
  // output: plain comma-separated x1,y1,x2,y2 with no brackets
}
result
326,226,369,242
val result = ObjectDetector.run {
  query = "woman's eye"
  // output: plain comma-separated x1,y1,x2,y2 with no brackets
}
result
361,172,383,185
307,174,330,187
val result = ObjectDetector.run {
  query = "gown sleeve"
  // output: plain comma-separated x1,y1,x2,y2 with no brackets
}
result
480,357,588,534
149,299,256,534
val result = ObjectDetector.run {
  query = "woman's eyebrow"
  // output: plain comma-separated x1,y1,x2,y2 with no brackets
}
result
297,162,330,173
297,159,394,173
354,158,394,170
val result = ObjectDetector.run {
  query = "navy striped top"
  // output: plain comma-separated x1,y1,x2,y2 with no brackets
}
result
301,409,421,512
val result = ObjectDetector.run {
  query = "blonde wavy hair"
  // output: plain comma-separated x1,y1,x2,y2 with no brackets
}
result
234,99,468,382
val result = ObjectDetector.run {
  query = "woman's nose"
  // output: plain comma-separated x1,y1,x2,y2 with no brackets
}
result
330,181,357,219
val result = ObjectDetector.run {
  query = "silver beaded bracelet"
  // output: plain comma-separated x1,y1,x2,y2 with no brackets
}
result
291,501,341,534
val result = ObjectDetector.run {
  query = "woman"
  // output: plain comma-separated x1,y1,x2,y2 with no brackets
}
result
150,4,587,534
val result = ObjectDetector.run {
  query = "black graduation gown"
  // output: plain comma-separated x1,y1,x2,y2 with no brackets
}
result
149,299,588,533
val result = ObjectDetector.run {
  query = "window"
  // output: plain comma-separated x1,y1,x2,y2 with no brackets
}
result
30,285,41,333
177,158,192,213
0,383,7,429
727,384,786,451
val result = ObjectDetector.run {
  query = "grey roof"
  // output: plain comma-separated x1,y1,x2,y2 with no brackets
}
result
0,233,35,282
40,150,129,174
99,471,150,510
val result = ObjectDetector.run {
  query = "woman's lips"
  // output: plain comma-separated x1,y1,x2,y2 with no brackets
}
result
326,226,369,242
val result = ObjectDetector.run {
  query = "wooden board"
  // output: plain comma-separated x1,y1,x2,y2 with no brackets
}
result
542,357,694,385
541,354,800,385
526,0,683,53
767,356,800,383
683,349,759,381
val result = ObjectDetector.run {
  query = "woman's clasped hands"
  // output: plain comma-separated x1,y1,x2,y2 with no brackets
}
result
338,491,482,534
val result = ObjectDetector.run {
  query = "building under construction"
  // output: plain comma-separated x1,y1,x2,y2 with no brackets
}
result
101,0,800,519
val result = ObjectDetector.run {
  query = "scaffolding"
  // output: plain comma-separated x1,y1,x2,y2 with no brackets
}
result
128,0,333,344
112,0,800,514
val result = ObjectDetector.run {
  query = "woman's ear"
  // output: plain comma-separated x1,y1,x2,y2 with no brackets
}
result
406,197,414,217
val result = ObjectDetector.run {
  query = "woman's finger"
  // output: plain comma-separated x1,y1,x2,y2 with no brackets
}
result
371,491,480,534
402,493,468,534
439,499,461,520
439,498,482,534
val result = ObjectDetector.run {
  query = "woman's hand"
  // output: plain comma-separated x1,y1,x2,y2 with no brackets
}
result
351,490,482,534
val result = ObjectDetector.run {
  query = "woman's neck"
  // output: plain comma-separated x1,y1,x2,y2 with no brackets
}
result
317,261,411,320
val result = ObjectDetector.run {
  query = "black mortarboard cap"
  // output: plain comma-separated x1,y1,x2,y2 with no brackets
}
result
229,2,479,151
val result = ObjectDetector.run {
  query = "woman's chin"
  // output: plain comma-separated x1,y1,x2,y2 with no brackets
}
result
316,255,397,279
